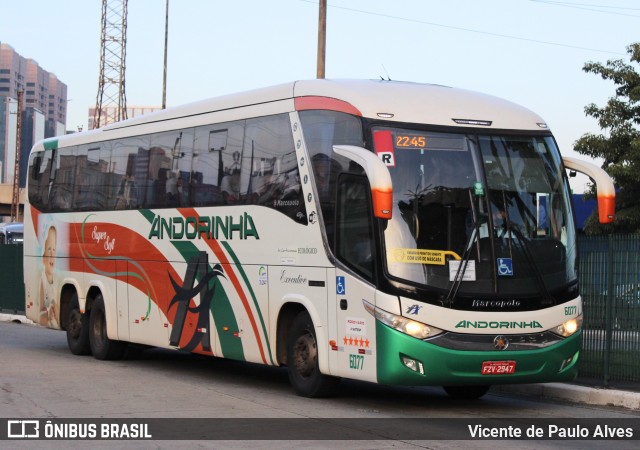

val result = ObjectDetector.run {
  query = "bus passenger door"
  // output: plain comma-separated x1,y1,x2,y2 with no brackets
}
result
333,269,377,382
212,264,269,365
332,174,378,382
127,260,172,348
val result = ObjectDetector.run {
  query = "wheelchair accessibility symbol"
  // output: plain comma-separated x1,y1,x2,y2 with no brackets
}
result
336,276,346,295
497,258,513,276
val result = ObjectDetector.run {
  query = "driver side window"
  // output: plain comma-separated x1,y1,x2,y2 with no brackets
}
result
336,174,375,281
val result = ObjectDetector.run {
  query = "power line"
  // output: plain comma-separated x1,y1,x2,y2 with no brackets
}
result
299,0,626,56
530,0,640,18
531,0,640,12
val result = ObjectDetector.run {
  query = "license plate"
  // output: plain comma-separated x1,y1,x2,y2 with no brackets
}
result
481,360,516,375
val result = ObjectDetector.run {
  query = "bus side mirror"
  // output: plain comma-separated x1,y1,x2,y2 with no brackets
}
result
562,156,615,224
333,145,393,220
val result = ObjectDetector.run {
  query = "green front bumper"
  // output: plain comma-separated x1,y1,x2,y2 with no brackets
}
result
376,321,581,386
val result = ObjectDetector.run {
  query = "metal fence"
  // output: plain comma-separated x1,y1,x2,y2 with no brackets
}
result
0,244,25,314
578,234,640,386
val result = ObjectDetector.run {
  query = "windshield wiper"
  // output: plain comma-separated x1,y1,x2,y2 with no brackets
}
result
445,189,479,305
501,202,552,303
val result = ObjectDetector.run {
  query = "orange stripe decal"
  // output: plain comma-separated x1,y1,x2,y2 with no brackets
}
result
295,96,362,116
180,208,267,365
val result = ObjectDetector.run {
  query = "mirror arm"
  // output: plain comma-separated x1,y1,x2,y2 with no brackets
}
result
333,145,393,219
563,156,615,224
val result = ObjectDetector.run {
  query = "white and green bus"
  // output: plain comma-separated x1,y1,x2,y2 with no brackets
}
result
24,79,615,399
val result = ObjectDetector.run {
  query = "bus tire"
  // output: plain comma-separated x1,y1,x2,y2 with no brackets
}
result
442,385,491,400
66,293,91,356
89,295,127,360
287,311,339,398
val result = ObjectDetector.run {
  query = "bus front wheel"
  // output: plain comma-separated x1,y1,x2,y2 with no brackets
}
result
89,295,127,360
286,311,339,397
66,293,91,356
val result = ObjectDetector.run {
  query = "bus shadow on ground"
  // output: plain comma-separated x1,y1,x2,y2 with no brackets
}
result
119,344,522,411
16,323,530,411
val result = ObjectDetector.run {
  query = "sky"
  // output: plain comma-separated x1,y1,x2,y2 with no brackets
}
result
1,0,639,192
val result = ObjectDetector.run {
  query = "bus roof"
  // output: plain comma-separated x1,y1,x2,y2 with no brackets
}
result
293,79,548,131
36,79,549,151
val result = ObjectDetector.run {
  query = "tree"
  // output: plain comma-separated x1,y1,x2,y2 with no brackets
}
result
574,43,640,234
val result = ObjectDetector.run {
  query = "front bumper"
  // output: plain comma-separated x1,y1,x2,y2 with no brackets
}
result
376,320,581,386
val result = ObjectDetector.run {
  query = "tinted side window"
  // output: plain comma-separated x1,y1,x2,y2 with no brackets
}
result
299,110,363,156
110,137,149,210
192,121,245,206
243,114,306,224
336,175,375,280
28,151,46,209
27,115,313,218
147,130,194,208
300,110,364,246
48,147,76,211
75,143,112,210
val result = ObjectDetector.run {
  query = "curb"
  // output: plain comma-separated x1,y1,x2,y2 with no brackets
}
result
0,313,33,325
495,383,640,410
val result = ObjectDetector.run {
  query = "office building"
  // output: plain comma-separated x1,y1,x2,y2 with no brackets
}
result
0,42,67,185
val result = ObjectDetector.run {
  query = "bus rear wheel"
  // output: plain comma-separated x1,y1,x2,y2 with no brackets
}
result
287,311,339,398
442,385,491,400
66,293,91,355
89,295,127,360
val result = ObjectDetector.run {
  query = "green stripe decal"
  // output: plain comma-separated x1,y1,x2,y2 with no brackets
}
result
221,241,274,365
140,210,243,361
139,209,156,223
171,240,244,360
43,139,58,150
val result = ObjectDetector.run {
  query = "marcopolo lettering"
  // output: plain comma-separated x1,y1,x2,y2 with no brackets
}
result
149,213,259,240
455,320,543,329
471,299,521,309
273,199,299,207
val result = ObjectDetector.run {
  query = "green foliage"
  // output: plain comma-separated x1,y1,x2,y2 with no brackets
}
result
574,43,640,234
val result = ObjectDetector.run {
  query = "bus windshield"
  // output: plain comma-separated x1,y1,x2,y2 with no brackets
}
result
375,127,576,300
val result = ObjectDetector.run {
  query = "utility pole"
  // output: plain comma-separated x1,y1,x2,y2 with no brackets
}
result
162,0,169,109
10,90,23,222
316,0,326,79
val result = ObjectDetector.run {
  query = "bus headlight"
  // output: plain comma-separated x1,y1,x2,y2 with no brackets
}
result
363,300,443,339
552,314,583,337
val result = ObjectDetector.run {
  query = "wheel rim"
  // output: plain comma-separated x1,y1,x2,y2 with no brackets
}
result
292,331,317,378
68,309,82,340
92,310,106,353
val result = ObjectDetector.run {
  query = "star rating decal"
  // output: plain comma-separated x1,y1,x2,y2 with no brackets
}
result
343,335,370,348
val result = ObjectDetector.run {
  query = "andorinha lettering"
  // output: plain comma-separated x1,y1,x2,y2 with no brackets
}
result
149,213,259,240
455,320,543,329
